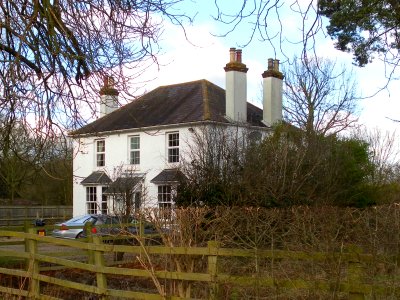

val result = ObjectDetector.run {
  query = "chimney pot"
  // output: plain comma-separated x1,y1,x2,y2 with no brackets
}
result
273,59,280,71
236,49,242,63
103,75,116,87
229,48,236,62
268,58,274,70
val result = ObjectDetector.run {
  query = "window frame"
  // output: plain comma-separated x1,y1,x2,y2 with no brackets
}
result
101,187,108,214
134,191,142,210
157,185,174,219
158,185,172,208
96,139,105,167
86,186,97,214
167,132,179,163
129,135,140,165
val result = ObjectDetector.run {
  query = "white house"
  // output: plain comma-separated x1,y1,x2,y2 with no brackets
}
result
70,48,284,217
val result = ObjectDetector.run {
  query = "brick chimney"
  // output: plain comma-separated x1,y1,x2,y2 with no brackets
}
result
262,59,284,126
99,76,119,118
224,48,248,122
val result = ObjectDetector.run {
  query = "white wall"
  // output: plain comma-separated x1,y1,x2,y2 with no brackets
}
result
72,123,270,216
72,125,193,216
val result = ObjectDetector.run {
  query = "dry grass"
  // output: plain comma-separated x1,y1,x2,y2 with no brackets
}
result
1,205,400,299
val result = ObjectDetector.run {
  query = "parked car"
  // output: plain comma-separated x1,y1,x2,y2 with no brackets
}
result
92,215,162,246
88,215,158,237
52,214,106,239
52,214,159,240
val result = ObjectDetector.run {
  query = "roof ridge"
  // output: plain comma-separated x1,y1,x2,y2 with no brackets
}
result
158,79,206,89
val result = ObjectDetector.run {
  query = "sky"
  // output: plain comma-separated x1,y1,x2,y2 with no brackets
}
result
136,0,400,136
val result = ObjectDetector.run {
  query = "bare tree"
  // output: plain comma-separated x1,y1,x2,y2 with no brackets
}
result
0,1,192,205
25,134,73,205
178,124,249,206
283,56,359,136
178,122,376,207
212,1,400,80
0,0,192,136
0,120,43,203
178,123,322,207
358,128,399,185
106,166,146,217
143,207,217,298
353,128,400,205
212,0,326,68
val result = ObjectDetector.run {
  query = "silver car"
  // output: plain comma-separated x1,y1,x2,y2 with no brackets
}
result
52,214,104,239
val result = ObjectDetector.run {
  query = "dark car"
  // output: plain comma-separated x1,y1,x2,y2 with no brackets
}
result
93,215,158,237
86,215,163,246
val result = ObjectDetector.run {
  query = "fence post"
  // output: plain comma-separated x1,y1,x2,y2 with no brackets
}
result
139,218,145,260
7,208,11,227
208,241,220,300
24,220,31,260
26,227,40,299
93,235,108,300
85,222,95,264
347,245,365,300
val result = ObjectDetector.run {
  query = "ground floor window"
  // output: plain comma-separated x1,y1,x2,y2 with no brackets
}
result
86,186,97,214
158,185,172,208
101,187,108,214
158,185,174,218
134,191,142,211
108,190,142,215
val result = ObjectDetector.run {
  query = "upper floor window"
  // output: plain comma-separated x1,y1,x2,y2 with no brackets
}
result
167,132,179,163
96,140,105,167
129,135,140,165
248,131,262,145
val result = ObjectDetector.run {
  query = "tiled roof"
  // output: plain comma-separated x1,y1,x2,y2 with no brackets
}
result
72,80,265,135
104,176,142,194
81,171,112,185
151,169,185,184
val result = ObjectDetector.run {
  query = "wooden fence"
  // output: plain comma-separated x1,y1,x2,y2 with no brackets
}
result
0,206,72,226
0,227,399,299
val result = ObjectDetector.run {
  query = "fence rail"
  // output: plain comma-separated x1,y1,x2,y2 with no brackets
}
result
0,206,72,226
0,227,399,299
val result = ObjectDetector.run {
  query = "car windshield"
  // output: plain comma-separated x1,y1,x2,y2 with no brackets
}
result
64,215,95,225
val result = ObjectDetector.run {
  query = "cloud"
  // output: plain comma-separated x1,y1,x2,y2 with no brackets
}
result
140,21,269,107
135,15,400,135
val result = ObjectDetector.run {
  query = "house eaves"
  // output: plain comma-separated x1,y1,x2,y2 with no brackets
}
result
70,120,271,139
